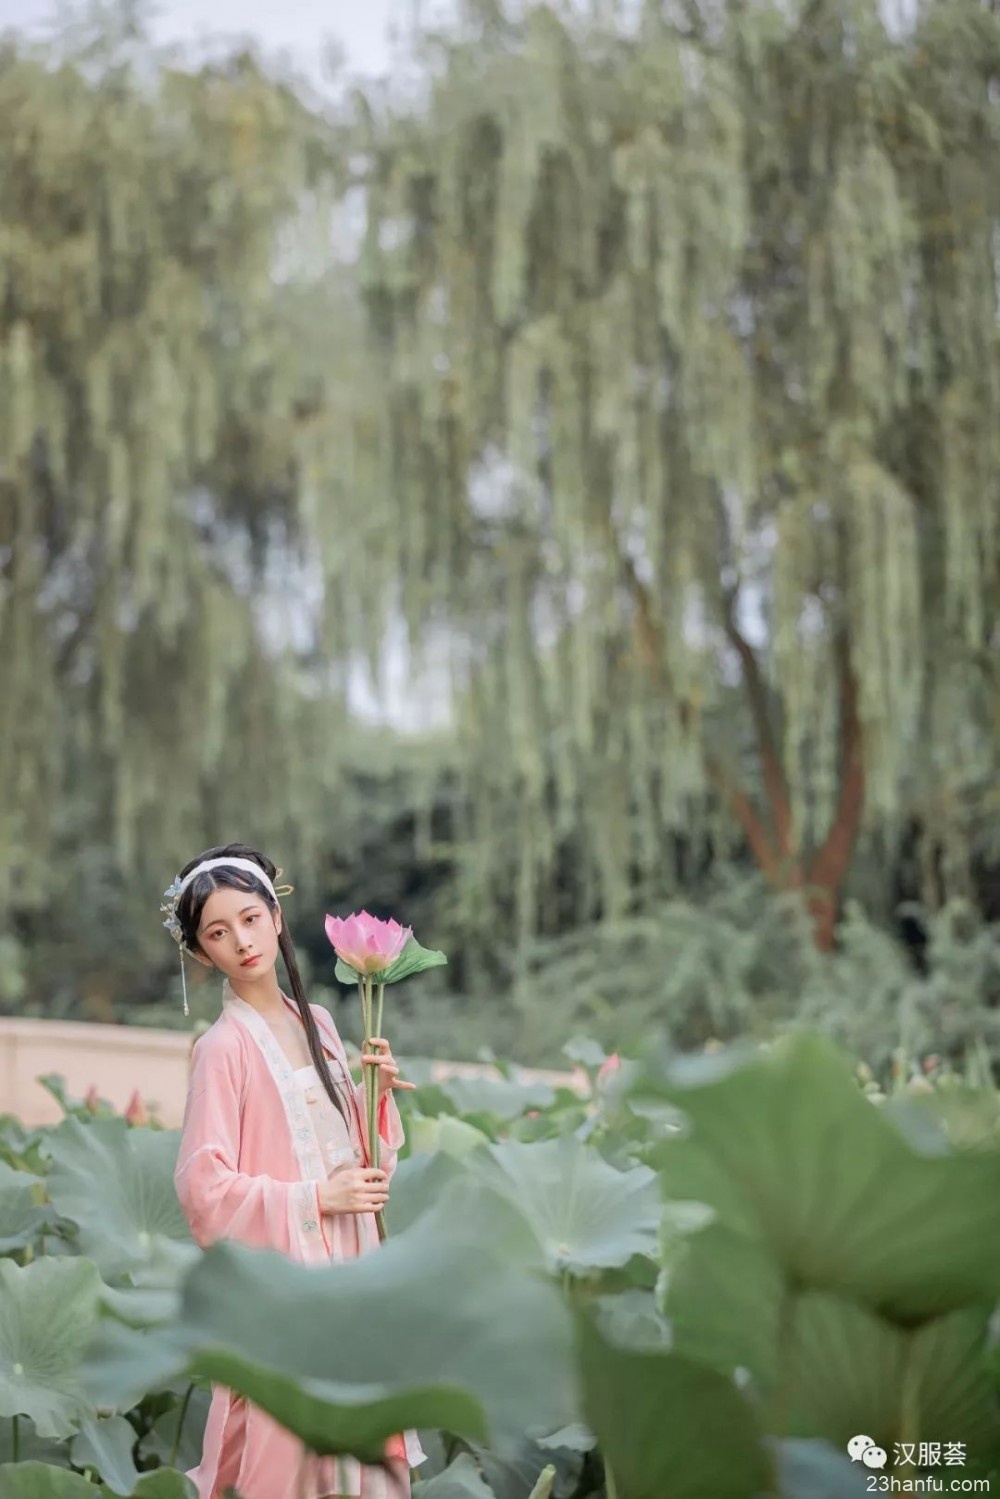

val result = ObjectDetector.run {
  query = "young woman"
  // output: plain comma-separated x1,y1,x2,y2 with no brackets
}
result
167,842,425,1499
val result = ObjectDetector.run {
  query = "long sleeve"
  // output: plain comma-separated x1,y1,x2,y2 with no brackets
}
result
174,1036,322,1252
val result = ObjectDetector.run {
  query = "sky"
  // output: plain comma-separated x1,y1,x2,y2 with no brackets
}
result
0,0,400,85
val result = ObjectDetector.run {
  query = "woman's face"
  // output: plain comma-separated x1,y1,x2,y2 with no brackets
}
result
190,884,282,983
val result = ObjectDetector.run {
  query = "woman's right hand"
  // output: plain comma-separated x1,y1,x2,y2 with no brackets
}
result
318,1168,389,1216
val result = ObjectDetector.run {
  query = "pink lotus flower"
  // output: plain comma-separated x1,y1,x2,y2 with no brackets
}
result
83,1084,101,1114
324,911,412,976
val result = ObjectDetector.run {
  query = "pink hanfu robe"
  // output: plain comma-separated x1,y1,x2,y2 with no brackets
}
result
173,980,427,1499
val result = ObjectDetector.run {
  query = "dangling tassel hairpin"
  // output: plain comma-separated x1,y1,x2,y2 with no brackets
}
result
160,877,189,1017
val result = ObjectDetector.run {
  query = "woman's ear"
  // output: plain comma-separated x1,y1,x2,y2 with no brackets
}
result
273,905,283,938
188,946,213,969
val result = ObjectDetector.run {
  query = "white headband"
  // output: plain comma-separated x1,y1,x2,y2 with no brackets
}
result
176,857,278,904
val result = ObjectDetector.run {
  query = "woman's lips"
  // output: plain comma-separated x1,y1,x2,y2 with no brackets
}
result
241,955,261,968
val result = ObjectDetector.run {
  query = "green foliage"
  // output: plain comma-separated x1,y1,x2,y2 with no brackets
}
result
2,1023,999,1496
86,1179,577,1461
2,0,998,1026
506,875,1000,1073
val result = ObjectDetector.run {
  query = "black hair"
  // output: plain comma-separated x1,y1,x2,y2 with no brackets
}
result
175,842,350,1127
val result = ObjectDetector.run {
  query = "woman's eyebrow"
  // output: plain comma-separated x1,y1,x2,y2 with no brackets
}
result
198,904,260,934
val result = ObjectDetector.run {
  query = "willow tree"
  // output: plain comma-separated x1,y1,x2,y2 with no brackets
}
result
0,24,380,950
336,0,1000,950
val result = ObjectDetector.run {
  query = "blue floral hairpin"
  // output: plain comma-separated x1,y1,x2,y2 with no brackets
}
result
160,877,184,948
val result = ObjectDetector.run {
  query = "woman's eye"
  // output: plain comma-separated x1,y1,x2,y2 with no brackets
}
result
246,914,257,924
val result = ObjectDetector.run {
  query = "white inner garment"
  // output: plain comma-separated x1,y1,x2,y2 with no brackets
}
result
293,1063,359,1175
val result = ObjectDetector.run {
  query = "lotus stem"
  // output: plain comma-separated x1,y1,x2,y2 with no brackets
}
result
364,977,379,1170
604,1457,617,1499
12,1415,18,1463
170,1381,196,1469
359,975,387,1241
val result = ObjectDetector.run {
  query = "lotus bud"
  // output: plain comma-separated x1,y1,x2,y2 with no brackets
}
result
124,1089,149,1127
597,1053,621,1088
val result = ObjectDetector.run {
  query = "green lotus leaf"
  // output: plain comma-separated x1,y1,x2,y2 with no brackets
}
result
591,1289,671,1351
413,1454,497,1498
407,1114,491,1160
99,1283,184,1330
131,1472,198,1498
470,1135,661,1274
510,1106,586,1144
561,1036,607,1070
659,1223,785,1387
84,1180,576,1461
0,1258,103,1437
0,1159,53,1253
640,1032,1000,1323
0,1463,100,1497
383,1151,464,1234
407,1084,460,1119
0,1423,72,1467
0,1115,48,1175
664,1210,1000,1471
575,1308,770,1499
81,1319,194,1415
45,1117,190,1280
473,1434,582,1499
438,1076,555,1122
334,938,448,987
535,1424,596,1453
781,1294,1000,1476
70,1415,139,1496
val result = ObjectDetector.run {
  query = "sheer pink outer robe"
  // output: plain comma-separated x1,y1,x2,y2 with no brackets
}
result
173,981,427,1499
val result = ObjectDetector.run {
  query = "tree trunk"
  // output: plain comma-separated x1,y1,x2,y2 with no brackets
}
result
624,554,865,951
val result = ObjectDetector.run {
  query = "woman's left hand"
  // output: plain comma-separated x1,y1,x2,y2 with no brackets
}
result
361,1038,417,1101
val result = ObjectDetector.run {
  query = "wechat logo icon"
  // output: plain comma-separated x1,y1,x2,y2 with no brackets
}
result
847,1435,887,1469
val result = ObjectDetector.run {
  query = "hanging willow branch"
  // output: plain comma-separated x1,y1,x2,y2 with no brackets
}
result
350,0,999,946
1,0,997,969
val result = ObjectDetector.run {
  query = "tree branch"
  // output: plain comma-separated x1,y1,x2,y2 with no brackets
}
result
722,600,794,859
617,542,782,874
704,752,781,879
808,644,865,908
